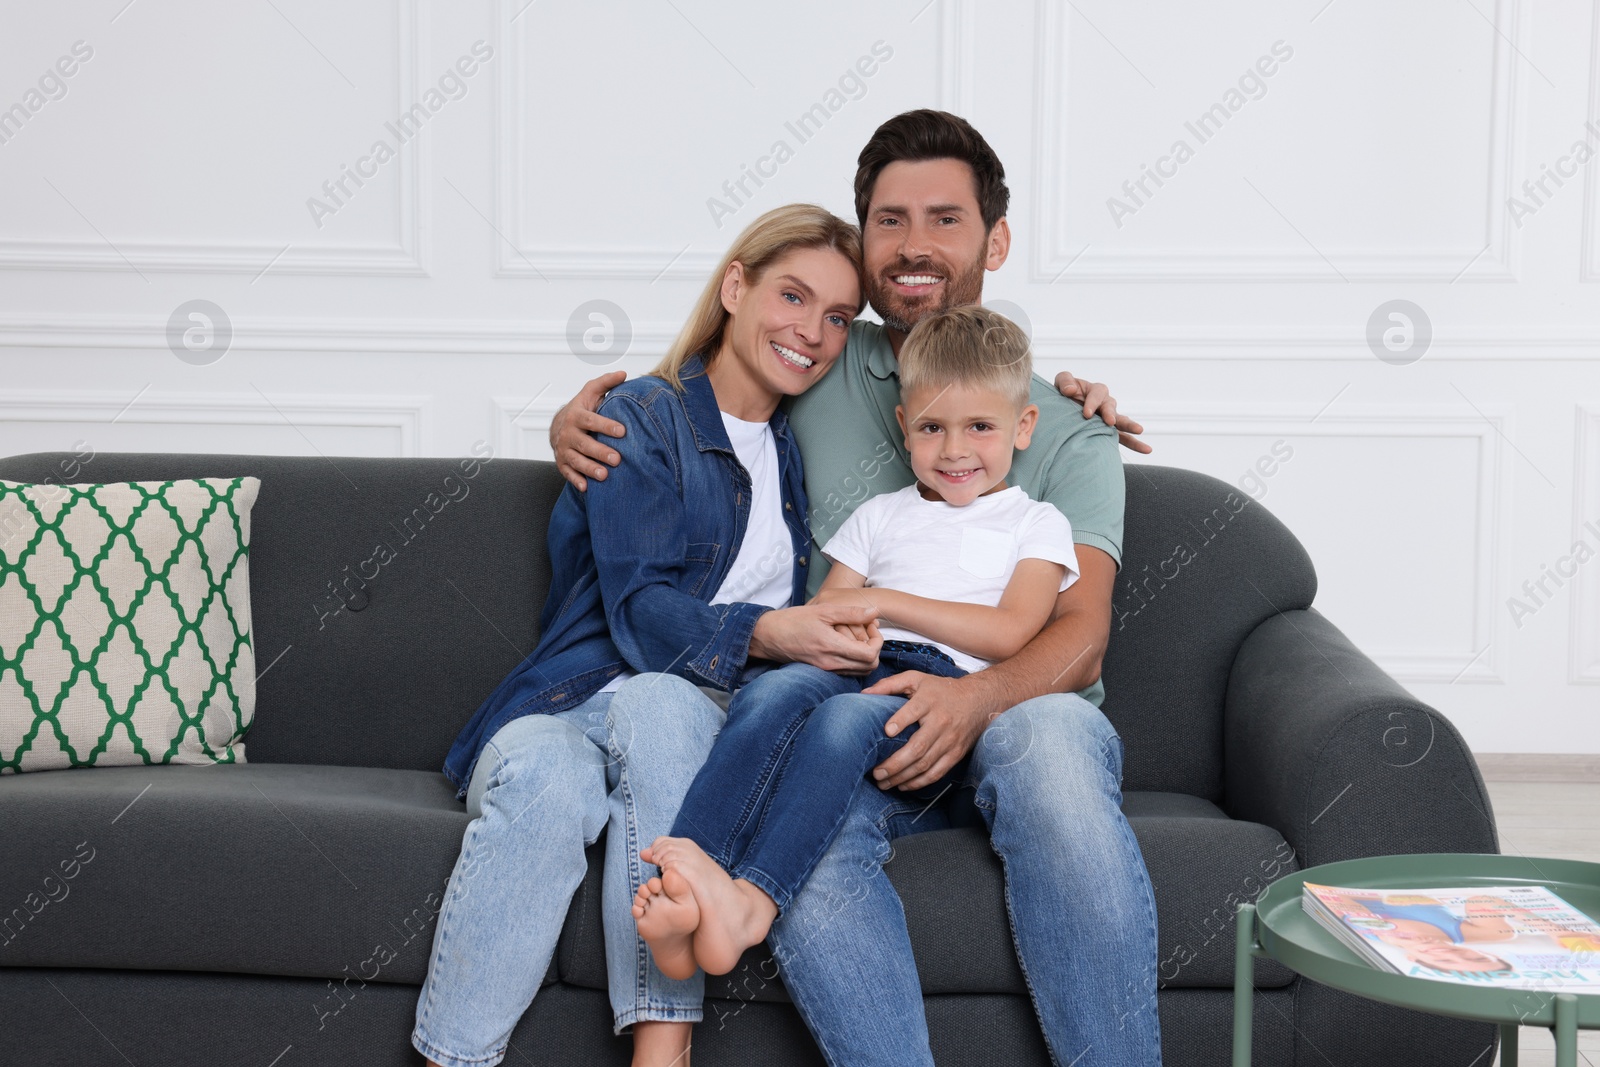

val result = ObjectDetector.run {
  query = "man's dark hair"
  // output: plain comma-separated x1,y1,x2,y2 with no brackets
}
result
853,110,1010,232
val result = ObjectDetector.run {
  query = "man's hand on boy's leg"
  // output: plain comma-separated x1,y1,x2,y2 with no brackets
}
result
550,370,628,491
863,671,996,792
1053,371,1151,454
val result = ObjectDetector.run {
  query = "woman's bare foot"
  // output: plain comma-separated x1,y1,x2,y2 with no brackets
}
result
634,844,702,981
647,836,778,976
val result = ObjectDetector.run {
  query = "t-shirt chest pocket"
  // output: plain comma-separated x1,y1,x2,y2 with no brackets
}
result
958,527,1013,580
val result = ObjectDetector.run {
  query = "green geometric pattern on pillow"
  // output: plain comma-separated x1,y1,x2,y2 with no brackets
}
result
0,476,259,773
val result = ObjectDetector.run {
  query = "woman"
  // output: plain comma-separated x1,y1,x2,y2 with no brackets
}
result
413,204,876,1067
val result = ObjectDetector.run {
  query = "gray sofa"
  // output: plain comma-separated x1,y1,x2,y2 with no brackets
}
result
0,451,1501,1066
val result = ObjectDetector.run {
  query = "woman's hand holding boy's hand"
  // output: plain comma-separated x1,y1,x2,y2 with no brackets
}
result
750,603,882,675
810,587,891,644
832,617,881,644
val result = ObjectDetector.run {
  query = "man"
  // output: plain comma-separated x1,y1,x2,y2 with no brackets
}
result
551,110,1161,1067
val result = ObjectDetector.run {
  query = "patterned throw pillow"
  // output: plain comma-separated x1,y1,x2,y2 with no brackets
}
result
0,476,259,773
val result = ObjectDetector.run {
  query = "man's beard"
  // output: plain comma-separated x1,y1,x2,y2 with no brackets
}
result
867,246,987,333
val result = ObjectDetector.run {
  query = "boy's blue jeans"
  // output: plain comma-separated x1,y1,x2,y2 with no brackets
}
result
669,643,965,911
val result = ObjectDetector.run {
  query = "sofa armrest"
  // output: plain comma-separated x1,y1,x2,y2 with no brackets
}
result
1223,608,1498,869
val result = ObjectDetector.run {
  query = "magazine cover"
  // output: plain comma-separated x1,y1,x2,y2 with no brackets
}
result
1301,883,1600,995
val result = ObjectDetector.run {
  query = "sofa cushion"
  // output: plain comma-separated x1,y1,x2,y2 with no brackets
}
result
1,477,258,773
0,762,566,988
557,791,1299,1001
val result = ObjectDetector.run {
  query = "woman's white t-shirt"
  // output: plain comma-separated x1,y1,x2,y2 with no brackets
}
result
600,410,792,694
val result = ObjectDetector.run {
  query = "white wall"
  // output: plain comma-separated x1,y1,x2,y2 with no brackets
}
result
1,0,1596,752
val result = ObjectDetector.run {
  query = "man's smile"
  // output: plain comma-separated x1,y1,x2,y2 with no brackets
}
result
888,271,944,294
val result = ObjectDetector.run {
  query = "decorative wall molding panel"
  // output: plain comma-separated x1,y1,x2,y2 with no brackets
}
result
1581,8,1600,283
0,0,426,276
1572,405,1600,682
491,0,974,279
492,395,566,460
1128,405,1510,684
1029,0,1525,282
0,391,429,457
0,315,679,355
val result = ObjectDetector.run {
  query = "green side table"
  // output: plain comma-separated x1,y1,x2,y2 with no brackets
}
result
1232,854,1600,1067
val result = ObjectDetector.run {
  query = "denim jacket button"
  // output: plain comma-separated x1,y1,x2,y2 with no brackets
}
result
784,502,793,511
798,556,808,566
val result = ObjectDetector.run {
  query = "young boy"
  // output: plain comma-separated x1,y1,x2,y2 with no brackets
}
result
633,305,1079,980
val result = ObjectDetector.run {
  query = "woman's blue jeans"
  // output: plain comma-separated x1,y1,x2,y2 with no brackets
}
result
412,674,724,1067
670,645,965,912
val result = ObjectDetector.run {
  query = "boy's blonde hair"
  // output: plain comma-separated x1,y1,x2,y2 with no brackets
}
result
898,305,1032,410
652,204,862,390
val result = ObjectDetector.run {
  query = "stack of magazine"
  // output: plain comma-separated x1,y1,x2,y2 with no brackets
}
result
1302,882,1600,994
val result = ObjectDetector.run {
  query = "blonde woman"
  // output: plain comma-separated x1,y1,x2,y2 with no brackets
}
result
415,205,877,1067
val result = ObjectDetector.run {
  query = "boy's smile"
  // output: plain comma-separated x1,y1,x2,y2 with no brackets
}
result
896,382,1039,507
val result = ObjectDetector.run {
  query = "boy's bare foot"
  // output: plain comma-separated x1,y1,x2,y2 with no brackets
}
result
647,836,778,977
634,844,701,981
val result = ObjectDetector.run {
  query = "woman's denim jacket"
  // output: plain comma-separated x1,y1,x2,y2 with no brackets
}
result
442,356,812,797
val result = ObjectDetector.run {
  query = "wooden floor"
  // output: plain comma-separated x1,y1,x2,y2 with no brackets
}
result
1481,769,1600,1066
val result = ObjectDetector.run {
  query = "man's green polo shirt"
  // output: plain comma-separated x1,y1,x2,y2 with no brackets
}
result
784,318,1125,708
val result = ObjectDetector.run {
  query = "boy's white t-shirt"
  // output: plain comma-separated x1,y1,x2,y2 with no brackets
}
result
819,483,1079,673
601,411,793,695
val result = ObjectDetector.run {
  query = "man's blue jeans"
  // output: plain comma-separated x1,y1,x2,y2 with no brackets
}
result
670,645,965,912
412,674,724,1067
766,692,1163,1067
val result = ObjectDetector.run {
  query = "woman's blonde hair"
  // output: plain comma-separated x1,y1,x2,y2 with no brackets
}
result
652,204,862,389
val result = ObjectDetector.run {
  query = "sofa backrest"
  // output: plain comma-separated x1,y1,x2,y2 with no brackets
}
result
1101,464,1316,799
0,452,563,772
1,454,1316,794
